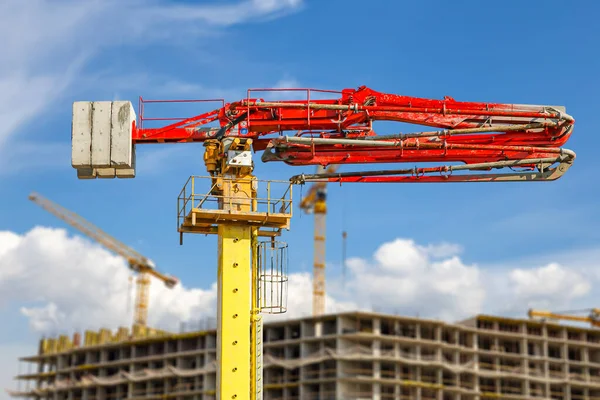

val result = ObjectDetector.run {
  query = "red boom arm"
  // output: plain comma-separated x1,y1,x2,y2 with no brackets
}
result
134,86,575,183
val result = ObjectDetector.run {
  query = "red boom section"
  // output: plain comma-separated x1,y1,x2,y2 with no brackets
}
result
134,86,575,183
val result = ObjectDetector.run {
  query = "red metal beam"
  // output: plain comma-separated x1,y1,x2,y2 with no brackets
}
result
130,85,575,182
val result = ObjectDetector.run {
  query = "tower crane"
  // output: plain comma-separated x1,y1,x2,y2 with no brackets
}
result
28,192,179,330
528,308,600,328
70,85,576,400
299,164,339,316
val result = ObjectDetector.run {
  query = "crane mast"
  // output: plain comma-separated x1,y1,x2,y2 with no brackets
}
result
299,164,339,316
28,192,178,330
69,85,576,400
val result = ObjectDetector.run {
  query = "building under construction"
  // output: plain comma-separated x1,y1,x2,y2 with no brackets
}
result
8,310,600,400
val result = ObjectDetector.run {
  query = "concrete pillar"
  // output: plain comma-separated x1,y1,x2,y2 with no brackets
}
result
416,366,422,400
542,325,550,398
372,361,381,400
473,330,479,370
315,321,323,337
583,345,590,383
453,330,460,390
437,369,444,400
374,319,381,359
129,345,136,398
521,336,529,397
563,340,569,392
374,318,381,335
373,321,381,400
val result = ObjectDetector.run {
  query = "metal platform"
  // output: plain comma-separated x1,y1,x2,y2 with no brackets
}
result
177,176,293,238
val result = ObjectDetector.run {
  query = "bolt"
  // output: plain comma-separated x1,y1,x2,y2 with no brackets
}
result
233,262,239,268
232,367,237,372
233,340,238,345
233,288,238,293
232,395,237,399
233,314,238,318
233,238,239,243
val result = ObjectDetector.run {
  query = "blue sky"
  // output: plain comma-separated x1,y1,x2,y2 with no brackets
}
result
1,0,600,393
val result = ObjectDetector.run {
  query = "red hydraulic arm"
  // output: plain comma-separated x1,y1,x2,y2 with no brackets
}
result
133,85,575,183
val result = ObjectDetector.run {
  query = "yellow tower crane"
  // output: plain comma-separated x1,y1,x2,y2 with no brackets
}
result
528,308,600,328
299,164,339,316
28,192,179,331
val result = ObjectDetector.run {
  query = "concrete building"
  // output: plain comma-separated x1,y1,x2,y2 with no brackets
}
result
8,311,600,400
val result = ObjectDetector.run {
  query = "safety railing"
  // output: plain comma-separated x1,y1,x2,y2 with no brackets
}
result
245,87,342,132
137,97,224,130
177,176,293,230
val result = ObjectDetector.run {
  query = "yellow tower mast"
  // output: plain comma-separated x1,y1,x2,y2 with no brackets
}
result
28,192,178,331
177,138,292,400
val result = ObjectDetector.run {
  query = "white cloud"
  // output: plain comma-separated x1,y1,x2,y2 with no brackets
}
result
142,0,304,27
0,0,304,173
263,272,356,323
1,228,595,335
507,263,591,309
338,238,484,321
2,228,595,334
0,226,350,335
0,226,217,334
332,237,594,322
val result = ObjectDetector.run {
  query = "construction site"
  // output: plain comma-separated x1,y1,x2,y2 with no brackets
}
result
9,310,600,400
3,80,581,400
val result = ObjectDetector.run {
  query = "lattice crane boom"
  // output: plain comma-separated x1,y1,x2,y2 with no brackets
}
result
528,308,600,328
28,192,178,328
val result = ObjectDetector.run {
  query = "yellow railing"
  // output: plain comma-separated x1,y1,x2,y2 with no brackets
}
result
38,325,174,355
177,175,293,229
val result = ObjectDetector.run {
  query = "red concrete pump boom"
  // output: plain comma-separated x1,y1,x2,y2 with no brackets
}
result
70,85,577,400
77,85,576,183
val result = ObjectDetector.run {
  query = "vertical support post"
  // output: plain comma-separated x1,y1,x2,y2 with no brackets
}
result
251,227,263,400
312,212,326,316
217,224,251,400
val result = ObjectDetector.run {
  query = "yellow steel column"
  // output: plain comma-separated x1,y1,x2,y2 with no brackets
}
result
194,137,286,400
214,141,257,400
250,227,263,400
250,229,256,400
217,224,251,400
